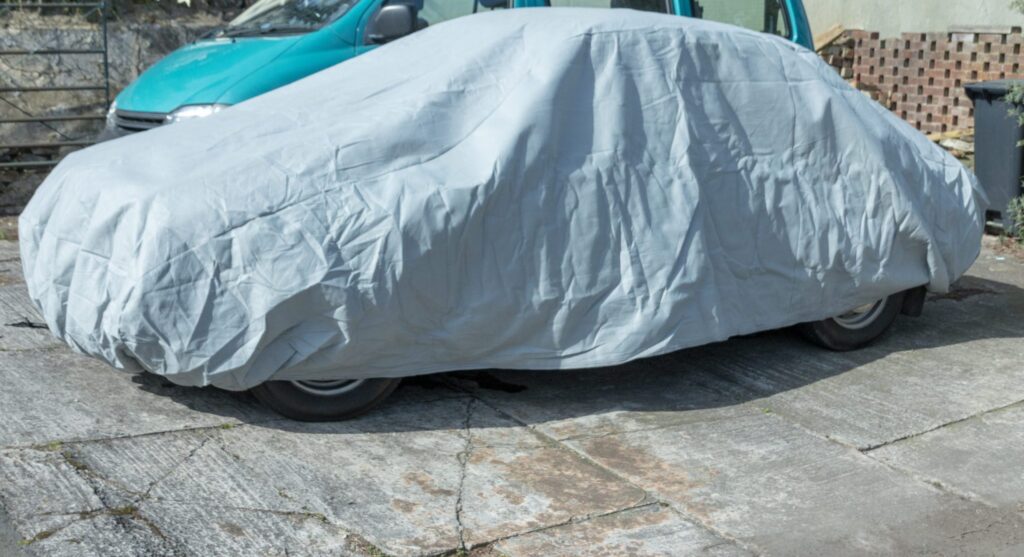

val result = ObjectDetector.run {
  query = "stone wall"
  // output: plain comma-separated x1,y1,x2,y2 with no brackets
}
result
1,11,222,144
821,28,1024,134
1,8,228,214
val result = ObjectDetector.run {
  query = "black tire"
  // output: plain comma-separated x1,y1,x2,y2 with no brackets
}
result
798,291,905,351
250,378,401,422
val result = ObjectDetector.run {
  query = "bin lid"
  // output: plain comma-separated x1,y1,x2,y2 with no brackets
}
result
965,80,1024,99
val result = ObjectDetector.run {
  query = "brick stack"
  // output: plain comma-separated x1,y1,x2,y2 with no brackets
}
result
823,28,1024,134
819,35,856,80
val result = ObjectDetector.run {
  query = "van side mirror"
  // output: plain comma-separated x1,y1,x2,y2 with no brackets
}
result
368,5,416,44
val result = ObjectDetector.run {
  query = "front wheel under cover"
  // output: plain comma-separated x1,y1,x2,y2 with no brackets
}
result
798,291,906,351
250,377,401,422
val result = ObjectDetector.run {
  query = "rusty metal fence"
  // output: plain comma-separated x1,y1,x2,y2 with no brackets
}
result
0,0,110,169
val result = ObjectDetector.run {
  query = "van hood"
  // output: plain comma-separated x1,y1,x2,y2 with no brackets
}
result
115,35,305,114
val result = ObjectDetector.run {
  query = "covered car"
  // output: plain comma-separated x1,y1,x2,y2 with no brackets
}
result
20,8,983,420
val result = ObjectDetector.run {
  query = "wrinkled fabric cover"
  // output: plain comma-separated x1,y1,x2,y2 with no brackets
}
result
20,9,983,390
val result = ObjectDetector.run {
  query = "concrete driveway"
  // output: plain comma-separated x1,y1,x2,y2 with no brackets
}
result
1,237,1023,556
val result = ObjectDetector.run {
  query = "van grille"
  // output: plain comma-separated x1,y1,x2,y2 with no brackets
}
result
114,109,167,133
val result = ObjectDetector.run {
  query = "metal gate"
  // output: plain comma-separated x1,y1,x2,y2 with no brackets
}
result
0,0,110,170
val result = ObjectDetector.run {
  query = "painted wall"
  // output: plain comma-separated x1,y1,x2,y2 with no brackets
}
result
803,0,1024,37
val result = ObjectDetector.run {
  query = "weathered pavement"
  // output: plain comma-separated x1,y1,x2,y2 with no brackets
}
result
1,237,1023,556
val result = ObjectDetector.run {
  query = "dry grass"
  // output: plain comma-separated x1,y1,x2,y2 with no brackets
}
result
987,234,1024,261
0,217,17,242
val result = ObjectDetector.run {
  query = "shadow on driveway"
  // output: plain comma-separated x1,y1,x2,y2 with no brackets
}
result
127,274,1024,435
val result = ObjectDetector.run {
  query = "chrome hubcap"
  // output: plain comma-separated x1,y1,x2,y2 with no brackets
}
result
833,298,887,330
290,379,365,397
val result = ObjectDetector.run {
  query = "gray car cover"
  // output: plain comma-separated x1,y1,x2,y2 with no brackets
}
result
19,9,983,390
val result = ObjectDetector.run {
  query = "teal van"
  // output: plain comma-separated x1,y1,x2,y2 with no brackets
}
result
105,0,812,135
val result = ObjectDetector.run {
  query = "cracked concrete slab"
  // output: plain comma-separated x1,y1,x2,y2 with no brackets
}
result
693,310,1024,450
129,500,368,557
749,298,1024,449
0,241,22,287
491,503,751,556
0,448,172,557
0,284,58,351
446,361,754,442
869,401,1024,509
1,396,646,556
564,407,1024,556
4,239,1024,555
0,503,27,557
0,348,274,447
464,265,1024,452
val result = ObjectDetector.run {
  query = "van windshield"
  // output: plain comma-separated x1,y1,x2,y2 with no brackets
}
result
225,0,357,35
692,0,789,37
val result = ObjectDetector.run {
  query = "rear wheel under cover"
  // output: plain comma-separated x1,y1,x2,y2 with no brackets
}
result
798,291,906,351
250,377,401,422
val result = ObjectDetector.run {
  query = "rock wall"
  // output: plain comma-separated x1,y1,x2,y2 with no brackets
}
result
1,7,229,214
1,11,222,143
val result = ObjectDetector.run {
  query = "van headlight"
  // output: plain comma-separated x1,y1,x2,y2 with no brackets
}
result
166,104,229,124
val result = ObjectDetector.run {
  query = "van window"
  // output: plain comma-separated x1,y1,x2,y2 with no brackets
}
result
412,0,506,26
228,0,358,32
692,0,789,37
376,1,506,35
546,0,669,13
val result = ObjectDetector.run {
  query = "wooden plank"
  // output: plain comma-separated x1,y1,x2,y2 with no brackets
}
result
927,129,974,142
0,140,92,149
0,160,60,169
0,115,104,124
814,24,845,52
947,25,1018,35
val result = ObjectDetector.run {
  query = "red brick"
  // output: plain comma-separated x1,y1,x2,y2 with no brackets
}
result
820,28,1021,130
